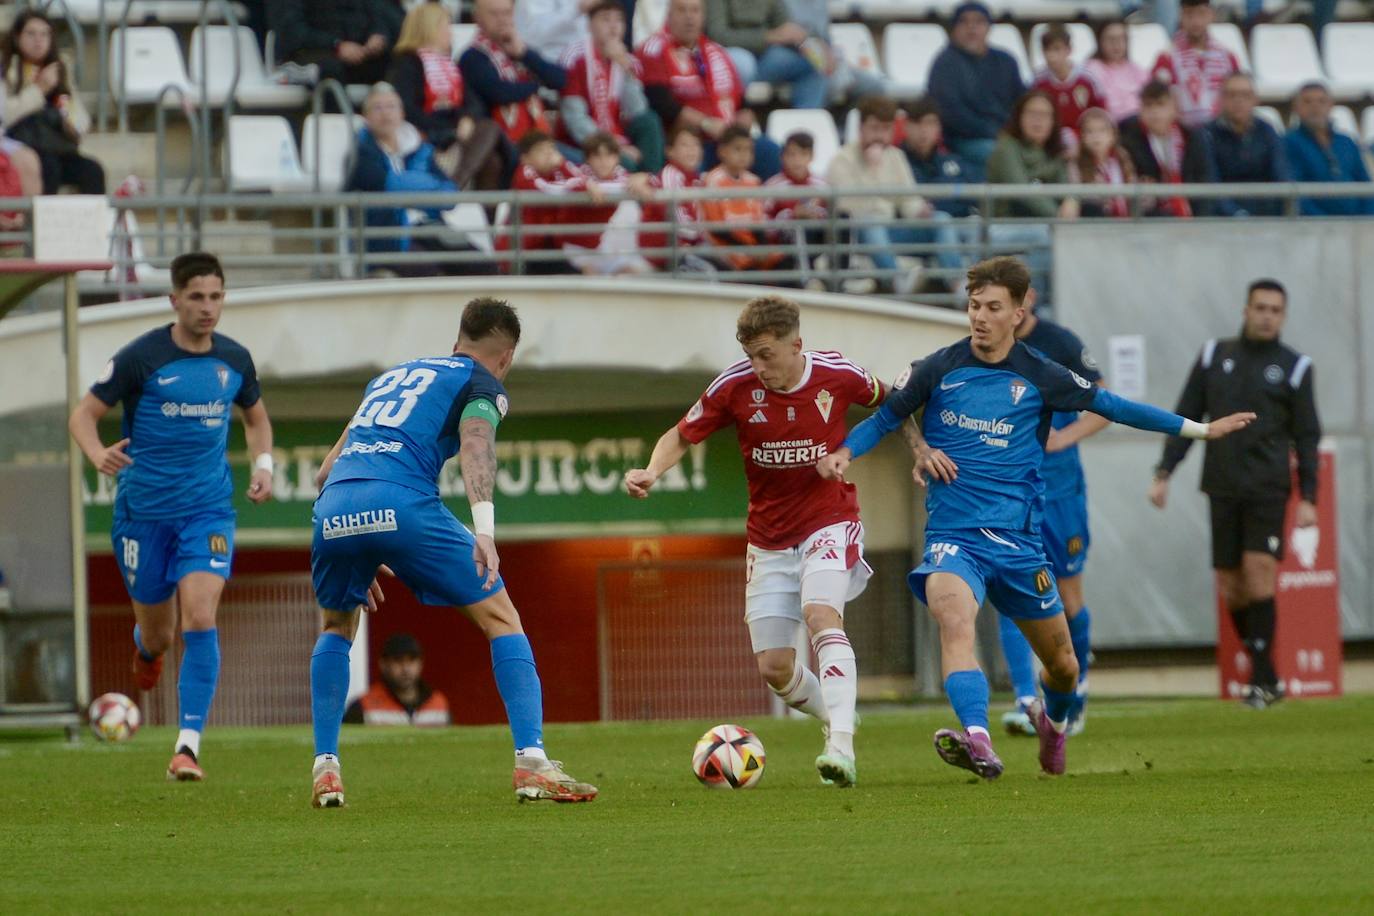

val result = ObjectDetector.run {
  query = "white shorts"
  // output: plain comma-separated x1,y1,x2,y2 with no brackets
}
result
744,521,872,652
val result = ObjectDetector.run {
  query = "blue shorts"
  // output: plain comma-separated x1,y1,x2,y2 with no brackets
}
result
111,510,237,605
311,479,505,612
909,527,1064,620
1041,490,1090,579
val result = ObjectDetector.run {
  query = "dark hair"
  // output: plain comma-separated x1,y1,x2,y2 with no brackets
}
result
460,297,521,345
1139,79,1173,104
1247,278,1287,303
718,125,752,147
1295,80,1329,98
587,0,624,17
1090,19,1127,62
906,97,941,122
1180,0,1210,8
582,130,620,158
736,295,800,344
518,129,555,155
1040,23,1070,52
783,131,813,152
667,124,703,147
1004,90,1064,157
4,10,66,94
170,252,225,290
966,256,1031,304
857,95,898,124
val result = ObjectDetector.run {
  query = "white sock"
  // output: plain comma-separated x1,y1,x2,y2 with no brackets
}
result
771,661,829,723
175,728,201,758
313,753,338,770
1048,717,1068,735
967,725,991,739
811,628,857,747
516,746,548,761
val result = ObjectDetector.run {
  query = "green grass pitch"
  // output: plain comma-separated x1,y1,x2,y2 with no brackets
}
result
3,696,1372,914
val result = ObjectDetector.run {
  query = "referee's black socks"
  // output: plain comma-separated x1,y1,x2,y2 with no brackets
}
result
1244,598,1279,688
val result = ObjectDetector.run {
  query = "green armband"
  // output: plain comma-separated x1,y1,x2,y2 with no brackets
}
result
461,398,502,430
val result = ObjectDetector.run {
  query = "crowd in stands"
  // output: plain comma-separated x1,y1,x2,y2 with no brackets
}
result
0,0,1371,284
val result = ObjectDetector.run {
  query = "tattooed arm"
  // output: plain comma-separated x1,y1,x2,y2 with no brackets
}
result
459,415,502,589
903,412,958,488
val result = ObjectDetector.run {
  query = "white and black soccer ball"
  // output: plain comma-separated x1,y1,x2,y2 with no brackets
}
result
89,692,141,742
692,724,766,789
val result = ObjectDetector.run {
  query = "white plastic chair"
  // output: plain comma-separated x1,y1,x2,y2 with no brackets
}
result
442,202,495,254
1251,24,1325,101
1253,105,1285,133
831,23,883,80
989,23,1032,85
109,26,194,104
301,114,363,192
225,115,312,192
881,24,946,98
766,109,841,176
1128,22,1170,72
1321,23,1374,101
1028,22,1096,74
450,23,479,59
1330,104,1359,141
1363,106,1374,147
189,26,309,109
1208,23,1251,74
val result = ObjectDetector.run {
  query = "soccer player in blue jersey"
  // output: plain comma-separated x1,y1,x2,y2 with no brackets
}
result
817,257,1254,777
997,296,1109,737
69,252,275,782
307,297,597,807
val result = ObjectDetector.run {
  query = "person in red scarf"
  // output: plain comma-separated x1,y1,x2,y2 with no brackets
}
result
1119,80,1214,217
459,0,571,153
636,0,781,179
1068,108,1135,218
387,2,509,190
559,0,665,172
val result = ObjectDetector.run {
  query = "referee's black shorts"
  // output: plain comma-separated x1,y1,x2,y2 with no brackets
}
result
1208,496,1288,569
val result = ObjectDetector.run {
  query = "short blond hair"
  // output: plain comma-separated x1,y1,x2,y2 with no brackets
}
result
394,2,453,55
736,295,801,344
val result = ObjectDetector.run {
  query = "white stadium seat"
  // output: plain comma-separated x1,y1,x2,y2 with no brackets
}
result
443,202,495,254
1253,105,1285,133
225,115,312,192
451,23,479,59
1207,23,1251,74
1128,23,1170,72
830,23,884,81
1251,24,1325,101
1321,23,1374,101
1027,22,1096,74
189,26,309,108
881,24,946,98
989,23,1032,84
109,26,194,104
1363,107,1374,147
1330,105,1359,141
301,114,363,192
765,109,841,176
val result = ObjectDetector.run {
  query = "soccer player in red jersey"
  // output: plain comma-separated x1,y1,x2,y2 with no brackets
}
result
624,296,885,787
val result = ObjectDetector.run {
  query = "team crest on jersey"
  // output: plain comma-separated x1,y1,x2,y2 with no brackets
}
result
1264,365,1284,384
97,359,114,384
930,542,960,566
208,534,229,555
894,366,912,390
1222,358,1235,374
217,367,229,389
1073,85,1090,107
787,406,796,422
752,389,766,404
1034,568,1052,594
1010,381,1027,405
1081,348,1098,371
496,394,510,417
1067,536,1084,556
814,389,834,422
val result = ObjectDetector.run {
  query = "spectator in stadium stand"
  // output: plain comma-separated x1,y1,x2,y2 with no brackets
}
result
1031,24,1106,153
1068,107,1136,218
559,0,667,173
828,96,961,297
763,131,827,284
516,0,589,65
345,83,495,277
783,0,886,102
269,0,397,88
705,0,827,110
1,10,104,195
985,90,1079,297
700,125,791,273
1207,72,1288,218
1150,278,1322,711
1284,82,1374,218
502,129,584,273
460,0,569,151
1150,0,1239,130
638,0,782,179
926,1,1024,169
657,125,705,244
343,633,452,727
901,98,976,213
1083,20,1148,124
1119,80,1215,218
557,131,656,275
387,2,510,191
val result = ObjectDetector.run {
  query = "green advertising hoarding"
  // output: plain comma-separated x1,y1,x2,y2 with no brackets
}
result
80,411,746,546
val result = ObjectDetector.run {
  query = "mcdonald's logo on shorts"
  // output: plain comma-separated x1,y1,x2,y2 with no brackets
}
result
1034,568,1052,595
1067,536,1084,557
208,533,229,555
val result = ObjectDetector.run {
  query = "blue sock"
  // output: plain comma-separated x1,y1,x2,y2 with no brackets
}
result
133,624,156,662
943,669,990,732
1041,674,1076,725
997,614,1037,702
1068,608,1092,686
311,632,352,758
491,634,544,751
177,628,220,733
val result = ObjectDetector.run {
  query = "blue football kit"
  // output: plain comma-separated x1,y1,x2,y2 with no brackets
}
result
91,324,260,604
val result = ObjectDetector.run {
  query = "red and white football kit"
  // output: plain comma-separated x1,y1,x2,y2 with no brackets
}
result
677,351,886,649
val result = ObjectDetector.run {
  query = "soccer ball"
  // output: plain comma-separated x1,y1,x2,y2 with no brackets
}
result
89,692,141,742
692,724,766,789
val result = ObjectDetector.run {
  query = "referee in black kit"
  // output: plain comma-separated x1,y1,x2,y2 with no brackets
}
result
1148,279,1322,709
